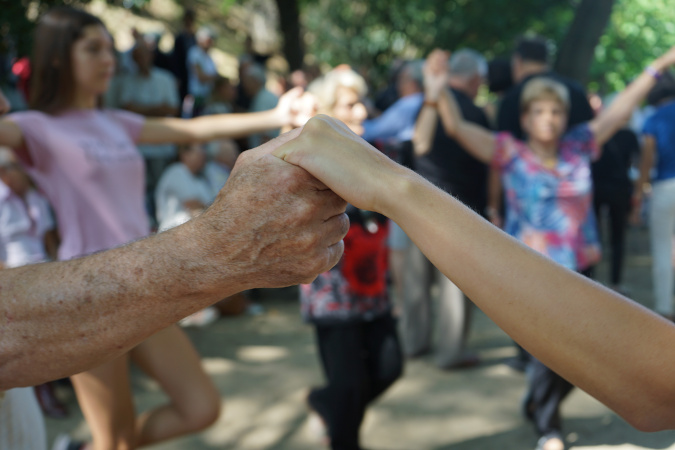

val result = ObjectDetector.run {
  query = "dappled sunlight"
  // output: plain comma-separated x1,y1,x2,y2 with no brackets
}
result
202,388,312,448
479,345,518,361
201,357,237,375
237,345,290,362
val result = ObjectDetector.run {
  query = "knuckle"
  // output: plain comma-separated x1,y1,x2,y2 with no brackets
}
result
302,115,334,141
337,214,350,238
297,196,319,219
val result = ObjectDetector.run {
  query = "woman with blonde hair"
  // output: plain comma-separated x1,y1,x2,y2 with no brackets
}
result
303,66,403,450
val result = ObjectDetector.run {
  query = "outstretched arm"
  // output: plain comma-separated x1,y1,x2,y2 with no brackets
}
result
412,50,448,156
590,46,675,147
138,87,310,144
418,49,495,163
275,116,675,432
437,88,496,164
0,130,348,389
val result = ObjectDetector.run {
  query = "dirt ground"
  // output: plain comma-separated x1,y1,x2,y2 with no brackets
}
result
45,224,675,449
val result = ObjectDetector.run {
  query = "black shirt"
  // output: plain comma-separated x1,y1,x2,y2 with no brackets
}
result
496,71,594,140
416,89,490,212
591,128,640,194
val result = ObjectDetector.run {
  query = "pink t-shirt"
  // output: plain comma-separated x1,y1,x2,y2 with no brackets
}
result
9,109,148,260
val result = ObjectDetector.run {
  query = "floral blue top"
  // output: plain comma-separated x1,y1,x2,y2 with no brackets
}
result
492,124,601,270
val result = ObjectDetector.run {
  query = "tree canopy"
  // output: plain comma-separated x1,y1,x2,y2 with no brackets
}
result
2,0,675,95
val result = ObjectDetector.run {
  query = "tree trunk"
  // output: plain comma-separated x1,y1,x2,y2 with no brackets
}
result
275,0,304,72
554,0,616,85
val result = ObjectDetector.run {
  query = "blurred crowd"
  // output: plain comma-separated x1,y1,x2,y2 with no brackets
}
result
2,5,675,450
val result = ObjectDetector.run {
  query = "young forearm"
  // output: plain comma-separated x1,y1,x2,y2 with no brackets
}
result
383,172,675,431
412,105,439,156
142,110,284,144
273,116,675,431
438,89,495,163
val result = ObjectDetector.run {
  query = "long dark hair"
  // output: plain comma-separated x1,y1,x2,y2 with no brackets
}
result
29,6,106,114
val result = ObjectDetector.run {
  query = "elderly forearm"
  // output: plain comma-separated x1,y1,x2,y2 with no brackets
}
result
0,222,240,389
384,173,675,431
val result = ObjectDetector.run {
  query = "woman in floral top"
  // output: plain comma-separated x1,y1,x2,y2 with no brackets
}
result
420,47,675,450
301,67,403,450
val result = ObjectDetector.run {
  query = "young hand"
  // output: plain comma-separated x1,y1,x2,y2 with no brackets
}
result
273,115,411,215
423,49,450,101
275,87,317,129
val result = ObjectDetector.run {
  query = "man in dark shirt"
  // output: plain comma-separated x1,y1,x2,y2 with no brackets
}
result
171,9,197,112
405,49,488,369
592,123,640,293
497,35,594,139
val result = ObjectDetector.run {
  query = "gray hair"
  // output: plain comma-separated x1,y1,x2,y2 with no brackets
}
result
402,59,424,88
449,49,488,79
196,26,216,43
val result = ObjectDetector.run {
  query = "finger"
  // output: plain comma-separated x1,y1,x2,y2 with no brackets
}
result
235,127,304,168
318,239,346,275
298,237,346,285
320,212,350,247
265,152,331,192
314,189,348,220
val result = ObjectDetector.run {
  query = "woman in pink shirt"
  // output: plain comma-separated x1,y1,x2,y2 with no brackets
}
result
0,7,307,450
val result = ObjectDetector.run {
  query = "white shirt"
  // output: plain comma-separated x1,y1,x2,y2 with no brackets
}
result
0,183,54,268
187,46,217,99
0,388,47,450
155,163,214,231
204,160,231,194
105,68,179,159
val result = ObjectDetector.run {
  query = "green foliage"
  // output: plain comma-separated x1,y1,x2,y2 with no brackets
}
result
302,0,573,88
0,0,85,58
0,0,149,59
589,0,675,93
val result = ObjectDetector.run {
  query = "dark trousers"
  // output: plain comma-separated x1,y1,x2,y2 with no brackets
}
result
526,267,593,437
309,314,403,450
593,187,631,285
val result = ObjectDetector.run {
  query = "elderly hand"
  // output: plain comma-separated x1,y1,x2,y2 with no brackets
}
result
273,115,411,216
193,128,349,290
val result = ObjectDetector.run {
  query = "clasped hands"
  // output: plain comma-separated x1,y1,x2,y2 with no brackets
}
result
195,115,405,290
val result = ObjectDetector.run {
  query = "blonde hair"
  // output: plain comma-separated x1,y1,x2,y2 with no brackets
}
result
520,77,570,113
308,65,368,114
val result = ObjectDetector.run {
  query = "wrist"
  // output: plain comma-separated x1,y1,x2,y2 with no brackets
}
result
376,166,419,220
166,217,249,298
647,59,667,77
424,89,442,102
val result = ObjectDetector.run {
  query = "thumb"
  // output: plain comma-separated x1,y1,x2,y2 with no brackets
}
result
235,127,304,169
